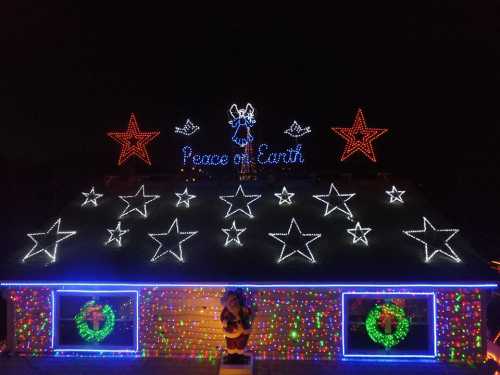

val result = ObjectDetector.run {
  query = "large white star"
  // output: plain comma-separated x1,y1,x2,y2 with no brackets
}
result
221,220,246,246
105,221,129,247
149,218,198,262
81,186,103,207
274,186,295,205
219,185,261,219
313,183,356,218
403,217,461,263
269,218,322,263
347,222,372,246
23,218,76,263
175,187,196,208
118,185,160,218
386,185,406,203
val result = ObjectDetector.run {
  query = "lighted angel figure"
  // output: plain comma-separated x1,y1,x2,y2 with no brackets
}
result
228,103,256,147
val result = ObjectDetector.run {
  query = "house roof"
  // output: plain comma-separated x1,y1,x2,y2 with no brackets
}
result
1,177,496,283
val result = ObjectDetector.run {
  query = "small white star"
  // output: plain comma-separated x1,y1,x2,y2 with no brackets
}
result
23,218,76,263
403,217,461,263
386,185,406,203
81,186,103,207
219,185,261,219
175,187,197,208
105,221,130,247
269,218,322,263
274,186,295,205
313,183,356,218
221,220,246,246
149,218,198,262
118,185,160,218
347,222,372,246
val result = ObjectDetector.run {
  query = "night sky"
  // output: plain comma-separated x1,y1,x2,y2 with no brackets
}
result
1,2,499,263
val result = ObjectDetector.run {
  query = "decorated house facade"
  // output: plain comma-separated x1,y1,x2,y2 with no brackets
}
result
1,105,496,364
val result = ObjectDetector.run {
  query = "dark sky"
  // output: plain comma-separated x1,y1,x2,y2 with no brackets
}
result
1,2,499,261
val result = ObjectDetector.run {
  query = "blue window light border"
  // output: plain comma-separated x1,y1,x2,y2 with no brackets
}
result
52,289,139,353
341,291,437,359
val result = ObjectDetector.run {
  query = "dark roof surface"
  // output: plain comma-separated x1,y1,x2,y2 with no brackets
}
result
1,177,495,283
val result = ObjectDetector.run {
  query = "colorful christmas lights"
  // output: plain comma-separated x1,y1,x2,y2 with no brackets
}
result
347,222,372,246
105,221,129,247
284,121,311,138
221,220,246,246
268,218,322,263
23,218,76,263
107,113,160,166
139,287,341,360
219,185,261,219
331,108,388,162
174,119,200,136
118,185,160,219
313,183,356,218
385,185,406,204
228,103,256,147
74,300,116,343
436,289,484,364
6,286,487,363
175,187,196,208
274,186,295,205
81,187,103,207
9,288,52,354
365,303,410,349
149,218,198,262
403,217,461,263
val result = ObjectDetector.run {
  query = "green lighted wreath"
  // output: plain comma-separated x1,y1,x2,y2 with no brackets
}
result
365,303,410,350
74,300,115,343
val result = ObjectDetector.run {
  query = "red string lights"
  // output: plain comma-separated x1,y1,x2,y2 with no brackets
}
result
107,113,160,166
331,108,388,162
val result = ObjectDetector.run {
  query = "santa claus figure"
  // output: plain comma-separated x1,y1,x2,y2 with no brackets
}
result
220,288,252,364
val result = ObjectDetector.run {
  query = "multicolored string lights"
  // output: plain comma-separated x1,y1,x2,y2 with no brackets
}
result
5,287,487,364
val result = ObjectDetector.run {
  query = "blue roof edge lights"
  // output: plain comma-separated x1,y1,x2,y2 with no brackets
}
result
1,281,497,288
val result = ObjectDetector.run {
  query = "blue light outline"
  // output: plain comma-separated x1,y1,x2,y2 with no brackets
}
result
341,291,437,359
52,289,139,353
2,282,496,288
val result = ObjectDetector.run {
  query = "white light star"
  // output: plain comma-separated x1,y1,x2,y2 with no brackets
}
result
403,217,461,263
221,220,246,246
105,221,130,247
81,186,103,207
118,185,160,218
175,187,197,208
23,218,76,263
386,185,406,203
274,186,295,205
219,185,261,219
313,183,356,218
269,218,322,263
149,218,198,262
347,222,372,246
174,119,200,136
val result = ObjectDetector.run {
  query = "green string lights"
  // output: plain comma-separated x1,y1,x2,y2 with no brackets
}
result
74,300,116,343
365,303,410,350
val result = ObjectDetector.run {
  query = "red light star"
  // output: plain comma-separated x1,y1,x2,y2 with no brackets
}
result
107,113,160,166
331,108,388,162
